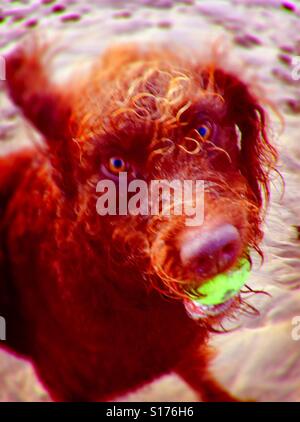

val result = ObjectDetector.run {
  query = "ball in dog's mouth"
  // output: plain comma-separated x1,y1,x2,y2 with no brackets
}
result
184,259,251,319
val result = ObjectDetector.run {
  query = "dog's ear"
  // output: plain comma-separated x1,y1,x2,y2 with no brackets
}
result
213,69,278,207
5,40,78,196
5,40,71,142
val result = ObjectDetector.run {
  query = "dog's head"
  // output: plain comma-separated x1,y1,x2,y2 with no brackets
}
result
43,44,277,320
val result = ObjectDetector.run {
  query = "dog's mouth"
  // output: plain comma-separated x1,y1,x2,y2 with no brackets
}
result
184,258,251,319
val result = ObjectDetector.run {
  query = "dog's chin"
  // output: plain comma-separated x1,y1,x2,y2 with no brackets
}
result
184,295,238,320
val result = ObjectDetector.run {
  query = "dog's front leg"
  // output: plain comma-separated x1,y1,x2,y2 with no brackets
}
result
175,345,240,402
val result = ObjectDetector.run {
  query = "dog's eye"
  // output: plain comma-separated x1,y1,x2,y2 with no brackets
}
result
196,123,211,140
108,157,127,174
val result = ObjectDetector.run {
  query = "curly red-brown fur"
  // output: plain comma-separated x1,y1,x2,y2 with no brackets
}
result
0,41,277,401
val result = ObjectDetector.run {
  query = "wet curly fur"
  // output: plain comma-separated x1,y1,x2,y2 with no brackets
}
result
0,40,277,401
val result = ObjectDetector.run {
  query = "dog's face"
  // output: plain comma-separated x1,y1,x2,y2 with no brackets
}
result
58,46,277,319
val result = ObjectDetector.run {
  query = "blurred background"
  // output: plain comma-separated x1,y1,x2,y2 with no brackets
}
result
0,0,300,402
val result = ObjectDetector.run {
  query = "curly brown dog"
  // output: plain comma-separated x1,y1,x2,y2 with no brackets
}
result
0,41,277,401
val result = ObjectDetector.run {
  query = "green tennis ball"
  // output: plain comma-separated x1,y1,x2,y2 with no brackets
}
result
188,259,251,306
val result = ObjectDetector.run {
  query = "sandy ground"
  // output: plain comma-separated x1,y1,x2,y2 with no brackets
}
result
0,0,300,402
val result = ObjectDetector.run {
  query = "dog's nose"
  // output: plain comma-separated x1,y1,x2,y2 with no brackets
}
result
180,224,242,279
